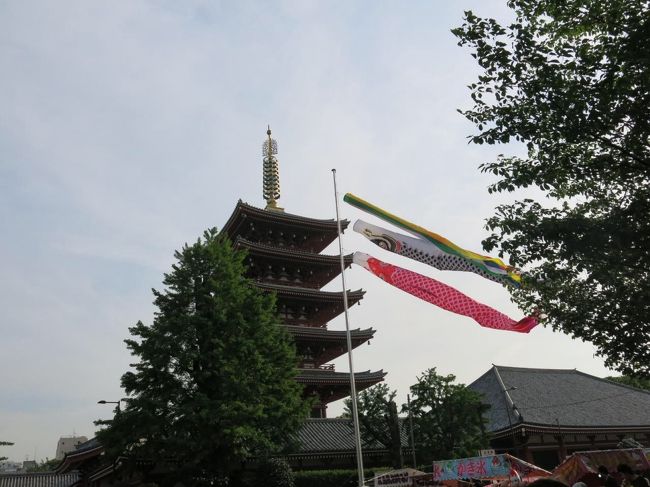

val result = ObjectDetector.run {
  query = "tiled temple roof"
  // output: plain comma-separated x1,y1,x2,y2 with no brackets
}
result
222,201,348,253
286,325,375,341
234,237,353,266
296,369,386,385
469,365,650,434
54,438,104,474
295,418,410,452
255,282,364,303
0,473,79,487
223,201,347,231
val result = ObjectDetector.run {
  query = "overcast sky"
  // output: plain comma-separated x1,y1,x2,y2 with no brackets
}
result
0,1,613,462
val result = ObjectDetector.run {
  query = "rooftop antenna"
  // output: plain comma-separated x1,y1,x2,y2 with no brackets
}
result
263,126,283,211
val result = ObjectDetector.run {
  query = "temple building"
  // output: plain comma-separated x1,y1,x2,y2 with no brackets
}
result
469,365,650,470
52,130,389,484
221,128,385,417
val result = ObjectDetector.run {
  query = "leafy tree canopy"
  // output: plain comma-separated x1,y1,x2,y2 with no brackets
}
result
0,441,13,463
406,369,489,462
343,384,403,468
96,228,309,485
343,372,489,464
27,458,60,472
606,375,650,391
452,0,650,377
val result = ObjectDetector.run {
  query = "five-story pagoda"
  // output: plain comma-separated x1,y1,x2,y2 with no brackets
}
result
221,128,385,418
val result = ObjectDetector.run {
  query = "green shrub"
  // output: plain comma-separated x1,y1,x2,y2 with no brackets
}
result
256,458,295,487
294,469,375,487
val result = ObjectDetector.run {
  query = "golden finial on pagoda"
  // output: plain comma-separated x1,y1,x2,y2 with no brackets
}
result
262,125,283,211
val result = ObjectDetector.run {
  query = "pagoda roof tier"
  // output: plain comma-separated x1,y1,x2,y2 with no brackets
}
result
254,282,364,326
298,369,386,404
222,201,349,253
287,325,376,365
286,325,375,341
235,237,353,289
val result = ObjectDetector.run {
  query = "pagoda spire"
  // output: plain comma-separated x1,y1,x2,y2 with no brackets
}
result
262,126,283,211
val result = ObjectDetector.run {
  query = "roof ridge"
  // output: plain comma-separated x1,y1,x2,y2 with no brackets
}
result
467,367,495,387
575,370,650,395
233,201,346,225
493,365,579,373
303,417,354,423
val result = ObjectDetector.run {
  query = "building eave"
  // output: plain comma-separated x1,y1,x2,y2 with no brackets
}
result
234,237,353,265
296,369,386,385
222,200,349,236
286,325,375,341
54,446,105,474
254,282,365,302
491,422,650,439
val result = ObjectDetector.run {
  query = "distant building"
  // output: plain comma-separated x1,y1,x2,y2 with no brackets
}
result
469,365,650,470
21,461,36,472
54,436,87,461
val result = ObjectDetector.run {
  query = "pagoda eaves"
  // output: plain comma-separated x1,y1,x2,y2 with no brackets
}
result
285,325,376,366
222,201,349,254
299,369,387,405
235,237,353,289
255,282,364,327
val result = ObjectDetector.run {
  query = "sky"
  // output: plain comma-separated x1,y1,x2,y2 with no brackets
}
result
0,1,614,462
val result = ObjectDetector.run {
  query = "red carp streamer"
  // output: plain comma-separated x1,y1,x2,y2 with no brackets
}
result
354,252,538,333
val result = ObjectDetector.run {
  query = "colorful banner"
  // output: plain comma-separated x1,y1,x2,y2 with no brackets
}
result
344,193,521,287
433,454,550,481
353,252,538,333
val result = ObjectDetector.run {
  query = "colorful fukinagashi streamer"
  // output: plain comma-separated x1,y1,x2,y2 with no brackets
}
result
344,193,521,287
353,252,538,333
354,219,513,286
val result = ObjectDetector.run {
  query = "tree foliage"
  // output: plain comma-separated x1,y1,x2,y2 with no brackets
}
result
0,441,13,462
452,0,650,377
255,458,295,487
343,384,403,468
345,372,489,463
406,369,489,462
606,375,650,391
96,228,309,485
27,458,60,472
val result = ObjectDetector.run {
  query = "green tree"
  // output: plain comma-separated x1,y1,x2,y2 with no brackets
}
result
0,441,13,462
96,228,309,486
343,384,404,469
452,1,650,377
255,458,295,487
606,375,650,391
28,458,60,472
406,369,489,462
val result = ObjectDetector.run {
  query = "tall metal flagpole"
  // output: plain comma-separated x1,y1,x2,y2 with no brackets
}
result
332,169,365,487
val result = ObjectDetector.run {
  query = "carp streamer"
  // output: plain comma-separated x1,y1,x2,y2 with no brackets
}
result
353,219,514,286
353,252,538,333
344,193,521,287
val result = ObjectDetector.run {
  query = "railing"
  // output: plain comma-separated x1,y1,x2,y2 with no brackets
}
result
300,362,335,371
